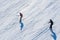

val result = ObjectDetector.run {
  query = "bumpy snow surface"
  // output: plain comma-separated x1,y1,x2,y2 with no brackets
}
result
0,0,60,40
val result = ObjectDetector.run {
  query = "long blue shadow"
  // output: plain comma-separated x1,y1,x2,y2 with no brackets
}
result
50,29,57,40
20,22,24,30
19,18,24,30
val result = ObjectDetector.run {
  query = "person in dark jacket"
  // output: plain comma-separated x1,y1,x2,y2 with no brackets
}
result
19,13,23,22
49,19,54,33
49,19,53,30
49,19,57,40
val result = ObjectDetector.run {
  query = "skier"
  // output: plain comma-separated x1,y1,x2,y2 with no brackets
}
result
18,12,24,30
19,13,23,22
49,19,53,32
49,19,53,31
49,19,54,38
49,19,57,40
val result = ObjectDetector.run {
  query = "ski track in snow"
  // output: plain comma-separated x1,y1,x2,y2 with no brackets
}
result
0,0,60,40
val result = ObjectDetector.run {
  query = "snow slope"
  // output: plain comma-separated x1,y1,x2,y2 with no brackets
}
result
0,0,60,40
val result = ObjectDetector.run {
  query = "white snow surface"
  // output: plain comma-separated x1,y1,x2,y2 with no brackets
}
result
0,0,60,40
